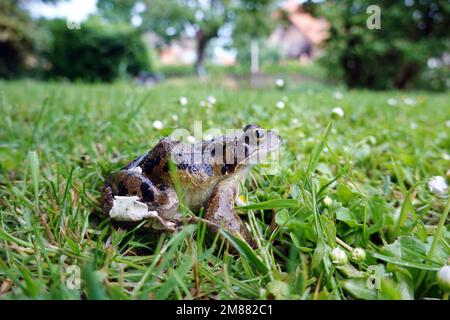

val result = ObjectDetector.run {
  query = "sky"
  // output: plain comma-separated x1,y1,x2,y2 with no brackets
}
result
25,0,98,22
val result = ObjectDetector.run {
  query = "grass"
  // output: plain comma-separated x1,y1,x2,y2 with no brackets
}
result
0,78,449,300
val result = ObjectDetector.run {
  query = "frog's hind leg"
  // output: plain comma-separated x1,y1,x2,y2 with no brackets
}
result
101,169,179,224
101,169,159,215
204,179,257,249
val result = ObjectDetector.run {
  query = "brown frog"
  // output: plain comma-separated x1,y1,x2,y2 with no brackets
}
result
101,124,281,248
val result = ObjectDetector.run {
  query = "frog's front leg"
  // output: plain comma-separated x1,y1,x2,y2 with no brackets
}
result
204,178,257,249
101,168,179,226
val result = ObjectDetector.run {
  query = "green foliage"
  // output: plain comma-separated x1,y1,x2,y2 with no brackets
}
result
0,80,449,299
0,0,45,78
97,0,276,75
45,18,152,82
311,0,450,90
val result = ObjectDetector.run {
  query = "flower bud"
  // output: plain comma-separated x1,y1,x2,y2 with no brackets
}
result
275,78,285,89
331,107,344,118
323,196,333,207
428,176,448,198
437,265,450,292
351,248,366,262
330,247,348,266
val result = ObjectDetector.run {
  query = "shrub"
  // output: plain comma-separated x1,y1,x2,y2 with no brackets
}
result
45,18,152,82
310,0,449,90
0,0,42,78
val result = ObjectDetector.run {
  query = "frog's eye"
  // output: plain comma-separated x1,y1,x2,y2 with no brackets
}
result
253,128,265,141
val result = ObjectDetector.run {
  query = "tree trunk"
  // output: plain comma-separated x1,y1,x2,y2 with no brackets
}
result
195,39,208,77
194,29,216,77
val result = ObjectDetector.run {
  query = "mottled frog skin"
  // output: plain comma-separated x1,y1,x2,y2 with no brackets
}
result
101,124,281,248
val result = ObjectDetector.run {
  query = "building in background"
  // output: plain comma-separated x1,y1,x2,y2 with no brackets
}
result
269,0,329,63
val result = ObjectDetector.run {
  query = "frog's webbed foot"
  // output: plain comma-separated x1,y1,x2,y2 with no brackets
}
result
204,179,257,250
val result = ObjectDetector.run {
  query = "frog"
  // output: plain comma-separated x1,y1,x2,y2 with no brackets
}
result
101,124,281,248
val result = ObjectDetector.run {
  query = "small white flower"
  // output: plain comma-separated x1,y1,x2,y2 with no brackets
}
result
276,101,285,109
199,101,207,108
387,98,398,106
323,196,333,207
330,247,348,266
291,118,299,126
437,265,450,292
403,97,416,106
331,107,344,118
367,136,377,145
186,135,196,144
445,120,450,128
428,176,448,198
179,96,188,106
351,248,366,262
207,96,216,105
152,120,163,130
410,122,418,130
275,78,285,88
171,114,179,122
334,91,344,100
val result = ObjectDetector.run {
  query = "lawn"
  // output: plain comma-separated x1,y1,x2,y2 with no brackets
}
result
0,79,449,300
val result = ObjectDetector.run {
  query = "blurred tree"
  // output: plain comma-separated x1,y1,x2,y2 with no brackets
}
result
45,18,152,82
232,0,276,72
97,0,276,76
305,0,450,90
0,0,64,78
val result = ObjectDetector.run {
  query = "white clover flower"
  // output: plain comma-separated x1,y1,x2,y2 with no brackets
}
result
428,176,448,198
330,247,348,266
171,114,179,122
334,91,344,100
403,97,417,106
437,265,450,292
442,153,449,161
186,135,196,144
351,248,366,262
179,96,188,106
446,120,450,128
199,101,207,108
367,136,377,145
291,118,299,126
276,101,285,109
331,107,344,118
387,98,398,106
410,122,418,130
323,196,333,207
207,96,216,105
152,120,163,130
275,78,285,88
